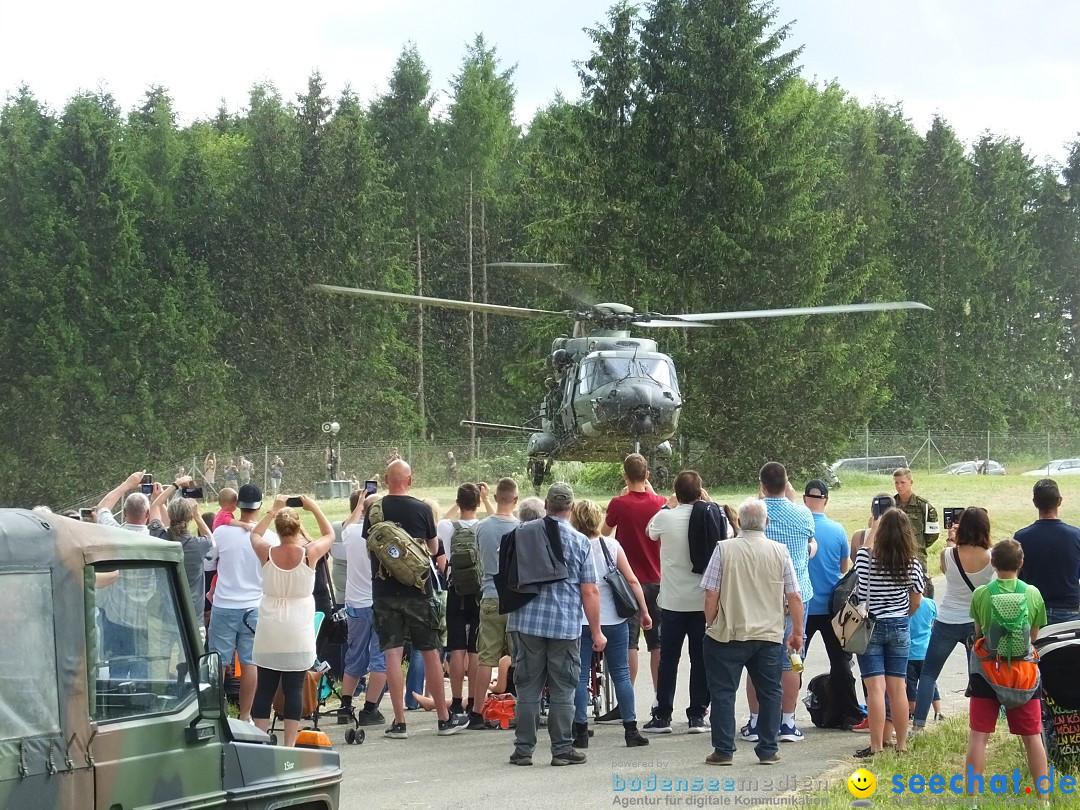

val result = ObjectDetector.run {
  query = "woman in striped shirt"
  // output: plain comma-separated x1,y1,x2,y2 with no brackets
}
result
853,507,925,759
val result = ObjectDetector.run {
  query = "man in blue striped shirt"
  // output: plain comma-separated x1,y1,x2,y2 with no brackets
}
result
507,483,606,767
742,462,816,745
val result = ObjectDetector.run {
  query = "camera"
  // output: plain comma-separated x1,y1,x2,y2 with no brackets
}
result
181,486,204,500
140,474,154,495
943,507,965,530
285,496,303,508
871,494,895,519
80,507,95,523
364,479,378,496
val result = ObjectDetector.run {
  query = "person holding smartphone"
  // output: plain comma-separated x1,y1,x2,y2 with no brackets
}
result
248,495,334,747
851,508,925,759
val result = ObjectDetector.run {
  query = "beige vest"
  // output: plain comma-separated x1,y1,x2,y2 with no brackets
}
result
706,530,789,644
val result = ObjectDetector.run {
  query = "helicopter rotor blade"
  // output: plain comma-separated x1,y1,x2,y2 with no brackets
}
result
313,284,567,319
631,319,718,328
660,301,932,322
486,261,596,309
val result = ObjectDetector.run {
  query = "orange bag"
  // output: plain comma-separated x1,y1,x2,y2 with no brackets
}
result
481,693,516,729
969,637,1041,709
272,670,322,718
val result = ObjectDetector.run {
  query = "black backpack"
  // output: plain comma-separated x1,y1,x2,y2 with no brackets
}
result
804,673,844,729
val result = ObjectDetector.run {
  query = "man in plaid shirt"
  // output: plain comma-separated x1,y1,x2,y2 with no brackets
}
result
507,482,606,767
742,462,817,745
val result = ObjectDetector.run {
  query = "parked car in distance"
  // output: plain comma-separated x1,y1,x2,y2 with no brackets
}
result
830,455,909,475
941,460,1005,475
1023,458,1080,476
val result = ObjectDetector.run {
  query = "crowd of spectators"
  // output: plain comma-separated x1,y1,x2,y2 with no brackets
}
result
32,456,1080,787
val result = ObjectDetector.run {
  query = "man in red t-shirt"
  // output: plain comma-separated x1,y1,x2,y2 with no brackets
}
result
602,453,667,717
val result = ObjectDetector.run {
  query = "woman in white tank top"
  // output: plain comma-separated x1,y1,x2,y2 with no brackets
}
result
911,507,994,731
249,495,334,747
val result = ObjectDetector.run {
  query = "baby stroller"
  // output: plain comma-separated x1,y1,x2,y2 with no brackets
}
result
268,612,353,745
1034,620,1080,770
589,650,615,721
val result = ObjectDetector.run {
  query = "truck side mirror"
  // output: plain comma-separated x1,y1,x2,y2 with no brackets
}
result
196,652,224,721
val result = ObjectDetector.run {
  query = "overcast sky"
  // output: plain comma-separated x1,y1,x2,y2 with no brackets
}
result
2,0,1077,166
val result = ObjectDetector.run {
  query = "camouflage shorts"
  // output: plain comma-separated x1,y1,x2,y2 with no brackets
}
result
373,595,442,652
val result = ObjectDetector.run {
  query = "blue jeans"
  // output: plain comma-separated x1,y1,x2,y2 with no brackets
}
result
1046,608,1080,625
856,617,910,679
655,609,709,721
703,636,782,759
913,620,972,725
405,646,425,708
575,623,635,724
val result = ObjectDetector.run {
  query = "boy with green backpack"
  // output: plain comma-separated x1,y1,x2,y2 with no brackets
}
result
964,539,1049,798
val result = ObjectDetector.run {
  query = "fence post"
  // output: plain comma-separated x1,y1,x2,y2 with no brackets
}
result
927,429,932,476
264,445,268,488
865,425,869,468
986,431,990,466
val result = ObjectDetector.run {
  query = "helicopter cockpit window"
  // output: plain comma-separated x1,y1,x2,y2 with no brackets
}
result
579,357,679,394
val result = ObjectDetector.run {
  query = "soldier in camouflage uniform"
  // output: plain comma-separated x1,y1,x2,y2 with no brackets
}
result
893,467,940,598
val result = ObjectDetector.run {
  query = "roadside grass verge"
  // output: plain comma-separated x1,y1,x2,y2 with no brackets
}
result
802,716,1074,808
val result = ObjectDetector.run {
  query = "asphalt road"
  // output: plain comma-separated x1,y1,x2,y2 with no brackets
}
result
333,587,970,809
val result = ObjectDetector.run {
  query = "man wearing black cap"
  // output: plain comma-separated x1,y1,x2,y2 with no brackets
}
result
207,482,274,722
802,479,864,727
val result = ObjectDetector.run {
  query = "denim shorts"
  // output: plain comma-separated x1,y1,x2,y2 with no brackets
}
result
208,606,258,665
856,616,910,679
781,602,807,672
344,606,387,678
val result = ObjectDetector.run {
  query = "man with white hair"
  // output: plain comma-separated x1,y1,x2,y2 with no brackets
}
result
95,470,160,679
517,497,545,522
700,498,803,766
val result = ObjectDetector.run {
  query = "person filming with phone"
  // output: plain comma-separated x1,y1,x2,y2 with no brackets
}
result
248,494,334,747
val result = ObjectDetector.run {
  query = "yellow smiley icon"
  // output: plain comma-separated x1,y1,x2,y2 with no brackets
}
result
848,768,877,799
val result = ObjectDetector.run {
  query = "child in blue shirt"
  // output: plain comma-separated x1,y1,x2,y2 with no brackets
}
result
907,596,943,721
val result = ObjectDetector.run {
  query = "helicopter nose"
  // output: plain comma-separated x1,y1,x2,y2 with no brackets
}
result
595,383,677,436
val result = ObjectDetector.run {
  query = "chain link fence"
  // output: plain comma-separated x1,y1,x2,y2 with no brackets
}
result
56,430,1080,513
60,438,535,512
835,430,1080,476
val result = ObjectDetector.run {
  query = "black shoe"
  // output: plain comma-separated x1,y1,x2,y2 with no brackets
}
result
624,722,650,747
449,700,465,716
854,746,877,760
572,721,590,749
509,750,533,766
356,708,385,726
688,716,710,734
643,716,672,734
552,749,587,766
438,714,469,736
596,704,623,722
384,722,407,739
467,711,488,730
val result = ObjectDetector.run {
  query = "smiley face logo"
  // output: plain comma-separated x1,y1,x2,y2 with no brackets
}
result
848,768,876,799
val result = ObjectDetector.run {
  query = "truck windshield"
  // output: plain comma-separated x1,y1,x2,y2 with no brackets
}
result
91,564,197,723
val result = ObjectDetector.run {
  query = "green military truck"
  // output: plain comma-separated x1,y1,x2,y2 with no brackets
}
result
0,509,341,809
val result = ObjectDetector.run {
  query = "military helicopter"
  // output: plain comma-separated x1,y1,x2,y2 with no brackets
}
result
316,272,928,486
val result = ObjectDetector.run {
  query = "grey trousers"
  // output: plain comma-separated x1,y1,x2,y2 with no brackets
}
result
511,631,582,757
